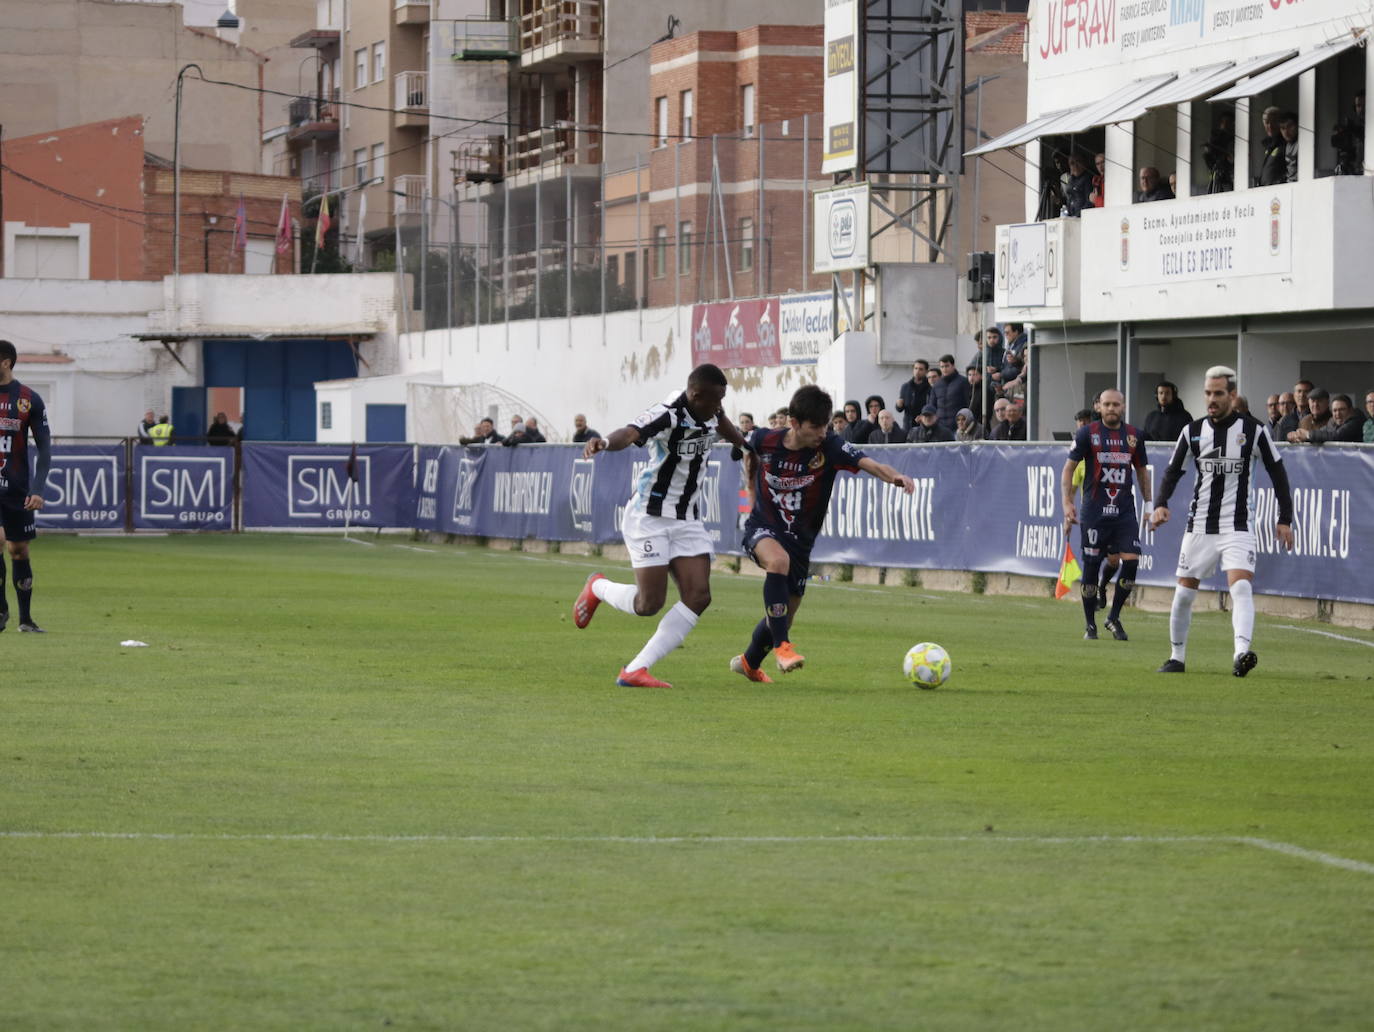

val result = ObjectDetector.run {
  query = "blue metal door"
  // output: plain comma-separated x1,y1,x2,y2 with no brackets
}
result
203,339,357,441
171,386,206,443
365,404,407,442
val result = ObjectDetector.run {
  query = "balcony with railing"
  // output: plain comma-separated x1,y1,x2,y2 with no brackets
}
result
994,176,1374,326
454,136,506,185
393,175,427,216
395,0,430,26
447,17,518,61
286,92,340,143
394,71,428,129
504,124,600,182
520,0,602,68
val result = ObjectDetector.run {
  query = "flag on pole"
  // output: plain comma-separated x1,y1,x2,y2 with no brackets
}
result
274,193,292,254
315,192,332,251
1055,538,1083,600
353,191,367,267
232,193,248,251
345,442,359,484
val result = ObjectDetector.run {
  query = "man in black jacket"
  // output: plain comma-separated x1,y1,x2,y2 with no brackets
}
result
930,354,971,431
572,414,601,443
459,418,504,445
1143,382,1192,442
907,405,954,443
1292,394,1365,444
894,359,931,434
989,400,1027,441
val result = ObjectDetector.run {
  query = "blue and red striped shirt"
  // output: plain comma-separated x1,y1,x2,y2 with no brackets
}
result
746,427,864,549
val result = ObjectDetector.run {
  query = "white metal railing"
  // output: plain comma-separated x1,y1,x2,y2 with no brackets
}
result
395,0,428,8
394,70,427,111
520,0,602,53
394,174,426,215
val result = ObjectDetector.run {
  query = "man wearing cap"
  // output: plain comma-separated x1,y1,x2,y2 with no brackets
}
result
907,404,954,443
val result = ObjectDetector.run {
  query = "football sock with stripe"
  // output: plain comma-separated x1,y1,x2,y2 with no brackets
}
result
592,577,640,615
763,573,791,647
1098,560,1116,593
625,601,697,674
1080,556,1102,627
1169,585,1197,662
12,558,32,624
1109,559,1138,622
1230,578,1255,658
744,618,773,670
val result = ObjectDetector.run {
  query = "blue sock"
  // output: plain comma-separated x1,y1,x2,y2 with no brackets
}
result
764,572,791,647
1080,556,1102,628
12,558,32,624
744,618,772,669
1109,559,1138,622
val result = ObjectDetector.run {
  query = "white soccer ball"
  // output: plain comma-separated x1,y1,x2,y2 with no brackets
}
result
903,642,951,688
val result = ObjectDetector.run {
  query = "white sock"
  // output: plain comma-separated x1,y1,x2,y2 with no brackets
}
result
626,602,698,673
1230,579,1255,658
593,577,640,615
1170,586,1197,662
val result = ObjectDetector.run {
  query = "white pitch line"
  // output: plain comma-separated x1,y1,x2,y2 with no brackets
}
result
339,536,376,548
2,831,1371,875
1272,624,1374,649
392,545,438,553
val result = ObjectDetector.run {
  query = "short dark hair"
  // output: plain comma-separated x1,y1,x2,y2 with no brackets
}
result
0,340,16,368
1005,322,1024,335
1157,380,1178,394
688,362,727,388
1074,408,1093,422
1308,387,1330,402
1280,111,1298,126
1331,393,1352,408
789,385,833,427
939,353,955,365
738,412,753,422
914,358,930,369
1295,379,1314,389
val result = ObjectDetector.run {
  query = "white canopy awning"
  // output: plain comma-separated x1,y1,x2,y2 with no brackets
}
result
964,74,1175,158
1105,52,1297,122
1211,36,1363,102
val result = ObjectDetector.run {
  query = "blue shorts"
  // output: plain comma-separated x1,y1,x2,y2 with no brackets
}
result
1081,515,1140,558
0,501,36,542
742,521,811,598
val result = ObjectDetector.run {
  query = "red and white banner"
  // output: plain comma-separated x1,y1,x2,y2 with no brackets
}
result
689,298,782,369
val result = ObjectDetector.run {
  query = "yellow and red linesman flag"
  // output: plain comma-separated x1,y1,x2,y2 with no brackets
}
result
1056,539,1082,600
314,192,332,250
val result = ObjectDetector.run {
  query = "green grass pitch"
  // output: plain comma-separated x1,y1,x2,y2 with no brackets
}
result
3,534,1373,1030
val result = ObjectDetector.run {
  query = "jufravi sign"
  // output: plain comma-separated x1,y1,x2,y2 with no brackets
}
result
1033,0,1330,79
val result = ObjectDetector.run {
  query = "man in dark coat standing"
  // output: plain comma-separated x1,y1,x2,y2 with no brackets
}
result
1143,381,1192,442
930,354,971,432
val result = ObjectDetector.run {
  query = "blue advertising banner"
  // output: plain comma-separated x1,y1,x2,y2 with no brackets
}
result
133,445,235,531
36,443,126,531
240,444,416,529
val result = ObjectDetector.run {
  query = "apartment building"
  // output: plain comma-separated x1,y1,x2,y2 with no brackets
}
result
286,0,430,254
442,0,822,311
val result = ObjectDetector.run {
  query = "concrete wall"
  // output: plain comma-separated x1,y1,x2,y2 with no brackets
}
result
0,0,266,173
0,278,180,436
315,369,442,443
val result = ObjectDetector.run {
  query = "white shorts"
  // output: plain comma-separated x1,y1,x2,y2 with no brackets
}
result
1175,529,1257,579
622,501,715,569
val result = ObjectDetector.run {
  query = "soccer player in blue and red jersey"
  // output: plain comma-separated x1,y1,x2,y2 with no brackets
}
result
730,384,915,681
1061,388,1151,642
0,340,53,633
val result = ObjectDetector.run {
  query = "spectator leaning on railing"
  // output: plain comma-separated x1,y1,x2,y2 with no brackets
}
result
1292,393,1365,444
1365,391,1374,444
1288,388,1331,443
867,410,907,445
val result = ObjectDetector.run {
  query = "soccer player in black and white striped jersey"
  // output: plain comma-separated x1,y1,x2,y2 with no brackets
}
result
572,364,751,689
1150,366,1294,677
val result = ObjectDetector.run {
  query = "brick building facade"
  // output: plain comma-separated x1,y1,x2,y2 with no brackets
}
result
2,116,302,281
645,26,824,308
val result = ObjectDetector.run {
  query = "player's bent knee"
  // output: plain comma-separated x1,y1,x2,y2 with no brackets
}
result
1079,582,1097,600
634,594,666,616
